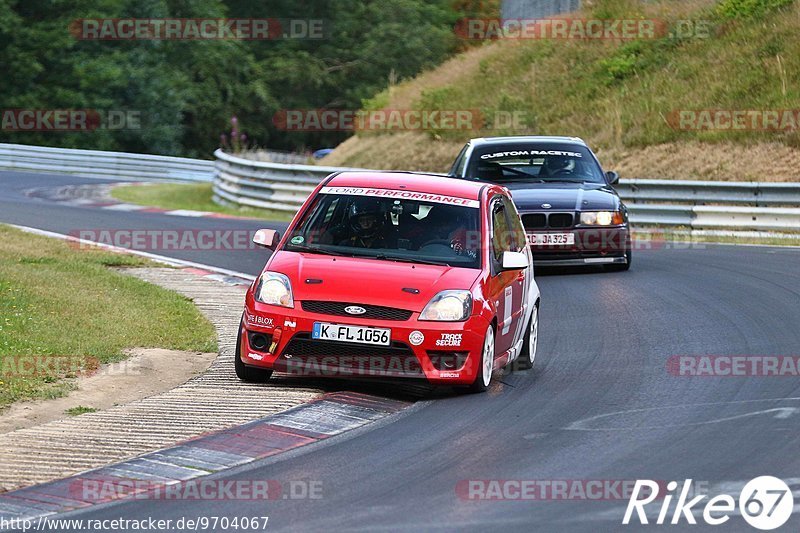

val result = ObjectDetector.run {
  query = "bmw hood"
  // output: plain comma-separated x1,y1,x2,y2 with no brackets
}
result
504,182,620,212
265,252,482,312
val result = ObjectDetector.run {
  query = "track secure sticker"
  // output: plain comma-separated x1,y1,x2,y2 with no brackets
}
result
291,235,304,245
409,331,425,346
436,333,462,347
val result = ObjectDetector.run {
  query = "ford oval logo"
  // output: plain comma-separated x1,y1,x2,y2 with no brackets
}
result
345,306,367,315
541,203,552,209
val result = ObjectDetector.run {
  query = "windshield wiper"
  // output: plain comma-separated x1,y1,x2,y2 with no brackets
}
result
373,254,450,267
285,243,349,257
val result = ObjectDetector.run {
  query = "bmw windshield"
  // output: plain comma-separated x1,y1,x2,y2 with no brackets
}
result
284,192,482,269
466,143,606,184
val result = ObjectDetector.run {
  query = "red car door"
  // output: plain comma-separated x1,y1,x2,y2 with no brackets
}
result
487,196,519,357
502,196,531,354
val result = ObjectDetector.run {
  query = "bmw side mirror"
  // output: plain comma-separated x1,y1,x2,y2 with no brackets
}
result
605,171,620,185
253,229,280,249
501,251,529,271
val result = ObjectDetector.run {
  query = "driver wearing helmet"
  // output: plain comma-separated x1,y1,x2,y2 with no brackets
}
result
340,198,391,249
542,154,574,177
423,205,476,259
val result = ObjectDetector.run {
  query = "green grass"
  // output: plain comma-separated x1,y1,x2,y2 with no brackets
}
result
111,183,295,222
364,0,800,150
0,225,217,409
65,406,98,416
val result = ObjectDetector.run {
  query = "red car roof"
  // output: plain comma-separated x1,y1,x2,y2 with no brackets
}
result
327,171,488,201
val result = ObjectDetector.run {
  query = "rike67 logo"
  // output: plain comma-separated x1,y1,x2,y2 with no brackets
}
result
624,477,794,530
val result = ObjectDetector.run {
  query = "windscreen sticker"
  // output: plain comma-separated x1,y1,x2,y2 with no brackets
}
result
480,150,582,159
320,186,479,208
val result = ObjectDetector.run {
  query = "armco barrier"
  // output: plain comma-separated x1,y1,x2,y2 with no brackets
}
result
0,143,213,182
1,143,798,231
615,179,800,207
213,149,351,212
213,150,800,231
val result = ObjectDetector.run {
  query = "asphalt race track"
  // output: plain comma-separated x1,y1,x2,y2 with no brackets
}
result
2,171,800,532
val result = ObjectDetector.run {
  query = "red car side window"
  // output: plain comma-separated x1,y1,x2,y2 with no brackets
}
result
491,202,513,263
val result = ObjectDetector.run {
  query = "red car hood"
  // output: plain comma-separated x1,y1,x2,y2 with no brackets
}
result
267,251,482,312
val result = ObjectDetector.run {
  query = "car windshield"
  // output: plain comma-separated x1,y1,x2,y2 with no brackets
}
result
465,143,606,184
284,192,481,269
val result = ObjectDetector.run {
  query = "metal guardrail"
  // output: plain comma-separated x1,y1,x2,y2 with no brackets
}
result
616,179,800,207
0,143,213,182
1,143,797,232
236,150,313,165
213,150,800,231
213,149,349,212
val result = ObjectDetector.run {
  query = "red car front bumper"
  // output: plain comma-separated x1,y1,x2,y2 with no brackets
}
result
240,297,490,386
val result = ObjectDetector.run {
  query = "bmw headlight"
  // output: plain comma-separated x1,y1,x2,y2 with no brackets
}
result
255,272,294,308
420,290,472,322
580,211,624,226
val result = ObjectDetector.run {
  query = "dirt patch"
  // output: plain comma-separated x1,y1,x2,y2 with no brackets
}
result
0,348,216,434
321,132,462,172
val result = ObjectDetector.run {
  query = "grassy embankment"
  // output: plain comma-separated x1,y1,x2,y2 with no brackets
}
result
323,0,800,181
0,225,217,409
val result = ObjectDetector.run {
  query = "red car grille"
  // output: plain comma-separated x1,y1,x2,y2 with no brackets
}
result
301,301,413,321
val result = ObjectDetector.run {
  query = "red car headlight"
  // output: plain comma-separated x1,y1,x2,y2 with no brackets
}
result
420,290,472,322
255,272,294,308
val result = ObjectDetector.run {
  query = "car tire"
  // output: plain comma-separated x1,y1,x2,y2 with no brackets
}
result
515,304,539,371
234,319,273,383
466,325,495,393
